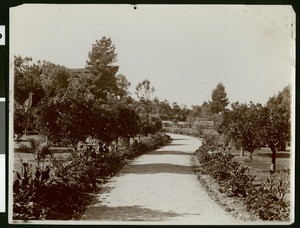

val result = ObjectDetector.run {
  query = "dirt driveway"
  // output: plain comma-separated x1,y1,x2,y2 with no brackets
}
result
81,133,238,224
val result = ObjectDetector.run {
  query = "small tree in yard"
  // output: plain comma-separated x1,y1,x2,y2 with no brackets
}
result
114,106,141,148
219,102,266,158
263,86,291,173
240,102,266,159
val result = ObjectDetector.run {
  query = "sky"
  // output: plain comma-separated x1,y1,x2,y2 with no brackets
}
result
10,4,295,107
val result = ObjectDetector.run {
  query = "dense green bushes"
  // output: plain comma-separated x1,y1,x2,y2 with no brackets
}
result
162,127,199,138
13,133,171,220
195,142,290,221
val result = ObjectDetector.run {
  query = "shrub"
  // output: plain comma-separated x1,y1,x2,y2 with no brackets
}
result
195,141,290,221
13,132,171,220
17,143,33,153
245,176,290,220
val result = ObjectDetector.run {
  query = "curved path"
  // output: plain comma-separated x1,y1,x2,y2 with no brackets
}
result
81,133,237,224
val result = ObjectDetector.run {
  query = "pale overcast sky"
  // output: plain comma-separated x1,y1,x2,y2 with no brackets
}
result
10,4,295,107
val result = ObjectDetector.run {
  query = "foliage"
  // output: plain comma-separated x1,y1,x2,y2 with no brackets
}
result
162,126,199,138
14,101,27,134
263,86,291,171
125,133,171,159
209,82,229,114
186,103,213,126
135,79,155,101
195,135,290,221
116,74,131,99
245,176,290,220
85,37,120,101
14,56,44,107
217,85,291,171
264,86,291,148
201,131,222,152
13,162,91,220
140,116,163,136
17,143,33,153
39,61,72,98
13,133,170,220
114,106,141,140
219,102,265,157
35,98,92,148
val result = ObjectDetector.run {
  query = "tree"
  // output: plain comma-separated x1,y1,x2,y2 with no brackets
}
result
263,86,291,172
39,61,72,99
14,56,45,134
116,74,131,99
186,105,202,126
200,101,212,120
36,98,93,149
209,82,229,114
140,116,162,136
171,102,181,120
158,99,172,120
222,102,247,153
114,106,140,145
220,102,265,158
135,79,155,101
85,37,119,101
14,56,44,108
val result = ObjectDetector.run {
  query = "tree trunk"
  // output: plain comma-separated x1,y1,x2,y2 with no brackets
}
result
240,147,244,157
270,145,277,173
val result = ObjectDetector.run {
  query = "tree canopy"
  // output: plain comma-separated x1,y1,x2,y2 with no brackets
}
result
14,38,165,151
85,37,120,101
209,82,229,114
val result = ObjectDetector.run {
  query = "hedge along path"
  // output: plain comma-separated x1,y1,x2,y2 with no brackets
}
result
81,133,239,225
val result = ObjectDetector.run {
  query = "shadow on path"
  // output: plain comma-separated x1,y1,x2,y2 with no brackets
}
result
82,205,199,221
149,150,194,156
172,138,189,141
167,143,186,146
121,163,192,175
257,152,290,158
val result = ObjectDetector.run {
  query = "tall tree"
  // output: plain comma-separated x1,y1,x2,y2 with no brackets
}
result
85,37,119,101
263,86,291,172
135,79,155,101
209,82,229,114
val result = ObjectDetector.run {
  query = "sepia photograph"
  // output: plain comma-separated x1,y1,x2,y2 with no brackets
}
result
9,4,295,225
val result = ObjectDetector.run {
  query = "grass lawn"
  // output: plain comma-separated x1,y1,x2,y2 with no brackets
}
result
13,152,70,175
13,134,74,173
230,147,291,185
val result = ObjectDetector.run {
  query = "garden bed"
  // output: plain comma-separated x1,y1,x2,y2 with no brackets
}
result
191,155,259,221
193,144,291,221
13,132,171,220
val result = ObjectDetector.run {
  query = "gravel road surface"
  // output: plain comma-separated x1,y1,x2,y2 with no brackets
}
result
81,133,238,224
